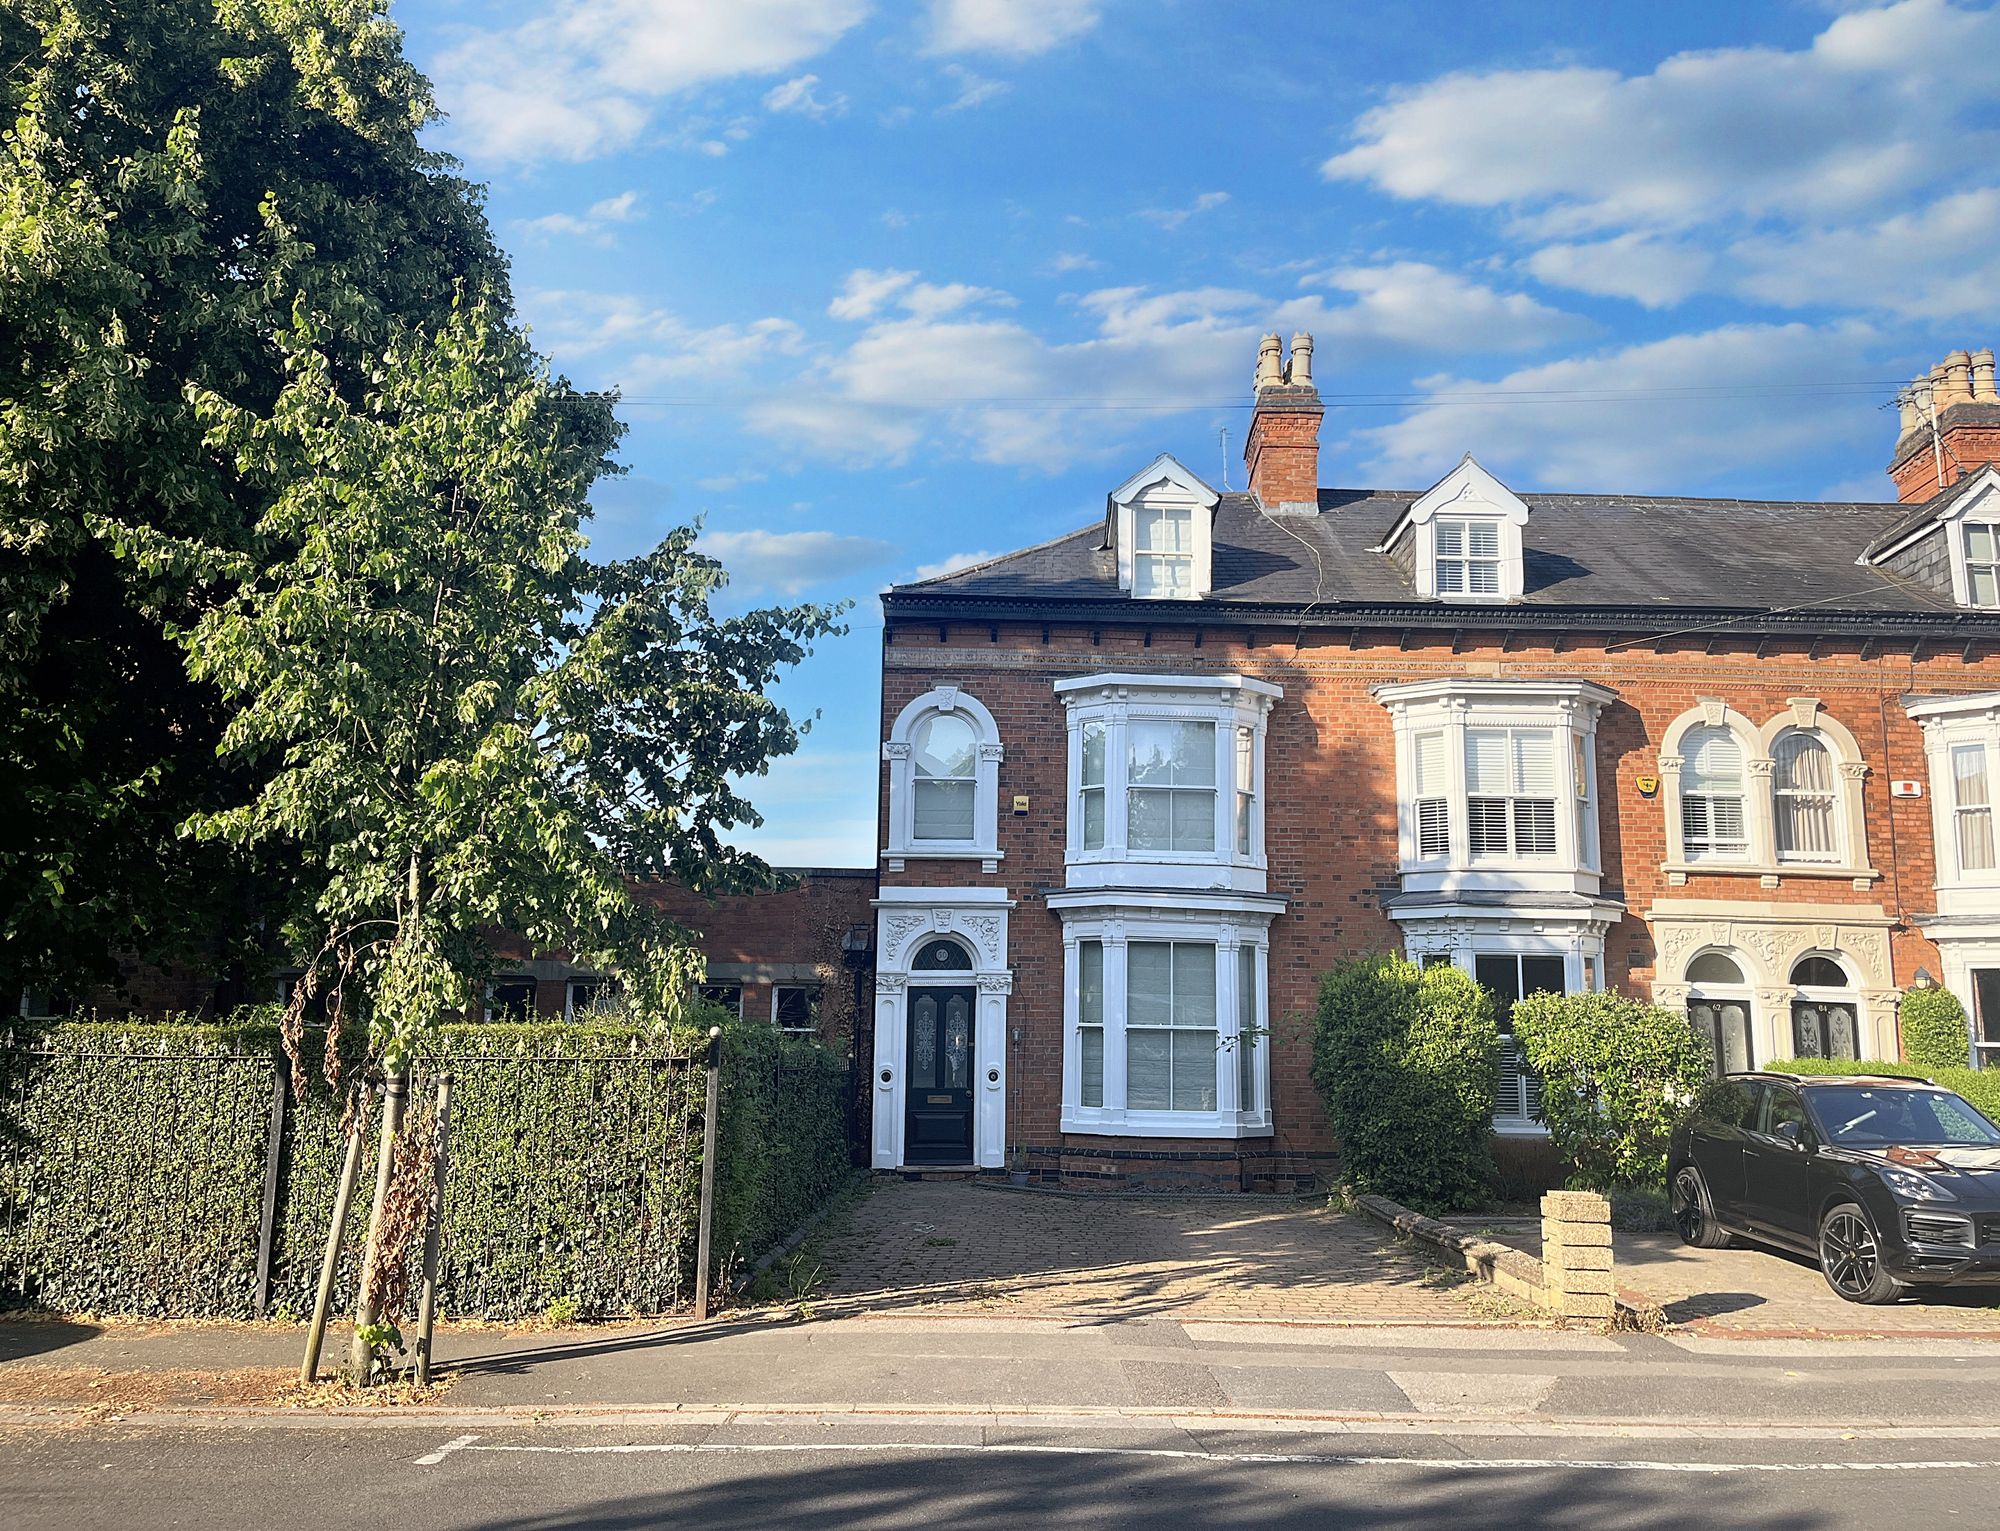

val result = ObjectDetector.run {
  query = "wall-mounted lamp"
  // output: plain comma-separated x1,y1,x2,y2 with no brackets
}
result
1912,966,1937,989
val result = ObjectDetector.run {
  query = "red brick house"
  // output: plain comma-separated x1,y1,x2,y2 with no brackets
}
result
867,333,2000,1191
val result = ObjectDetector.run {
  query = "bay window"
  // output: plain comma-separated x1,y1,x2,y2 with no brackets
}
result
1059,673,1280,892
1953,742,1995,873
1055,904,1277,1138
1475,952,1565,1128
1128,720,1216,853
1375,678,1611,891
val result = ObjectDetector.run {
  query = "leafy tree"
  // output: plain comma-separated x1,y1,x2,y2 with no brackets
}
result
0,0,510,1001
1899,985,1972,1072
1310,954,1499,1215
1512,991,1711,1193
121,294,840,1378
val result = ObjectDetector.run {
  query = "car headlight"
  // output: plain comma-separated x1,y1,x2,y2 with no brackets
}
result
1880,1165,1959,1202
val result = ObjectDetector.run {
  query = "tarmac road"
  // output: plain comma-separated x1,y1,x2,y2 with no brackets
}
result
5,1411,1996,1530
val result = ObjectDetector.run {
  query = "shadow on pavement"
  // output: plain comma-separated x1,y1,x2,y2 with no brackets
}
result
0,1315,103,1363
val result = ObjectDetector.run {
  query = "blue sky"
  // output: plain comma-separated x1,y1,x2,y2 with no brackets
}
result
394,0,2000,866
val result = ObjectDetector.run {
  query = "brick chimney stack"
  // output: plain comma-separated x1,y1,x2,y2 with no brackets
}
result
1890,344,2000,502
1245,331,1323,513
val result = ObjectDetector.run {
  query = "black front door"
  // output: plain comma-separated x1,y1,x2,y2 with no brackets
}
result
905,985,974,1164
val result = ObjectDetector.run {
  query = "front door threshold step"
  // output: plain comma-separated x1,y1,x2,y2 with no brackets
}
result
884,1165,985,1181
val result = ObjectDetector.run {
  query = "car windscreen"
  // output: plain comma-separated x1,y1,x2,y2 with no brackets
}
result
1805,1087,2000,1146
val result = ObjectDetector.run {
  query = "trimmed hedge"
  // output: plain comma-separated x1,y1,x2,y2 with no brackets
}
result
1311,954,1499,1215
1768,1056,2000,1124
0,1013,850,1319
1513,991,1713,1193
1899,987,1973,1072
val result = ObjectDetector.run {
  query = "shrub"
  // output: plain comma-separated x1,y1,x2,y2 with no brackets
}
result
1899,986,1972,1071
1310,954,1498,1215
1769,1057,2000,1123
1512,991,1711,1193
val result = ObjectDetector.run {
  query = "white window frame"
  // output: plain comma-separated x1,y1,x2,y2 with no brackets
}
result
1657,697,1876,887
1911,693,2000,905
1405,937,1600,1136
884,686,1003,872
1056,900,1276,1139
1374,455,1529,603
1375,677,1611,897
1108,454,1219,601
1435,516,1502,597
563,975,614,1020
484,976,537,1023
772,984,821,1036
1965,522,2000,609
1058,673,1281,894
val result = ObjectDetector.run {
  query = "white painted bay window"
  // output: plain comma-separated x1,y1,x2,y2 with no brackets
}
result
1056,906,1276,1139
1059,673,1280,893
1375,678,1611,895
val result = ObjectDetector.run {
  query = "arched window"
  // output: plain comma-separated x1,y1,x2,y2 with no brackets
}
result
1681,726,1747,861
912,938,973,972
912,714,977,842
1685,950,1752,1077
1789,954,1859,1061
1772,731,1838,863
884,688,1002,868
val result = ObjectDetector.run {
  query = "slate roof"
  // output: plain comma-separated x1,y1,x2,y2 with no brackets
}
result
886,488,1976,628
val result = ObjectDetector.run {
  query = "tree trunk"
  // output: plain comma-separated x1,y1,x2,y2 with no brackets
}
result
346,1064,410,1384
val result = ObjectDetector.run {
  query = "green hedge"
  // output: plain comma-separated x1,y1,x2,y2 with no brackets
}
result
1899,987,1973,1072
1767,1057,2000,1123
1311,954,1498,1215
0,1014,850,1320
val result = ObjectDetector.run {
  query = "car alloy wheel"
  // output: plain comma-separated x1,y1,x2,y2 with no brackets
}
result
1818,1203,1903,1305
1671,1165,1730,1249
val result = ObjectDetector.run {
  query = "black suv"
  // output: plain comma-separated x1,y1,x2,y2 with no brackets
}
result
1668,1072,2000,1304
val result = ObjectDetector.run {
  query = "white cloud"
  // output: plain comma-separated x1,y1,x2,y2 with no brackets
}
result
1730,186,2000,321
521,290,806,386
912,549,1002,579
763,72,848,118
1325,1,2000,236
827,268,1013,321
1045,251,1102,274
829,268,918,320
1139,191,1230,231
696,471,770,492
938,63,1009,112
1350,322,1882,493
1523,234,1714,309
434,0,872,165
696,529,897,593
922,0,1101,57
1301,262,1592,353
516,190,646,245
750,264,1585,470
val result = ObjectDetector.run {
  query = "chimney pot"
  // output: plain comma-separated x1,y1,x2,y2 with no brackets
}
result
1254,334,1284,390
1973,348,1997,404
1899,389,1921,435
1941,350,1975,409
1288,332,1314,388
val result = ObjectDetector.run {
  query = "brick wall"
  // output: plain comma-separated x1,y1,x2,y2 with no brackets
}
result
878,614,1996,1186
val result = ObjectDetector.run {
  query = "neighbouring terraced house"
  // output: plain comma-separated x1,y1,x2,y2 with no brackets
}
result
868,334,2000,1190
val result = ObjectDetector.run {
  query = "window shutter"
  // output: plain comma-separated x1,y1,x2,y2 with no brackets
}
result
1465,730,1509,794
1512,732,1556,795
1417,799,1450,859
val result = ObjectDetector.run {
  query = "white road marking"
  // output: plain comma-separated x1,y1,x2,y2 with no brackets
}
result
412,1433,481,1466
414,1438,2000,1474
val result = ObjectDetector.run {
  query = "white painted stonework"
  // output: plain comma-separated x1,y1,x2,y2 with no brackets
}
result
870,886,1013,1170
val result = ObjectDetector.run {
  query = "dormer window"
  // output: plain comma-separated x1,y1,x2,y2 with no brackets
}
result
1134,505,1195,597
1108,454,1218,600
1375,455,1529,602
1435,518,1501,596
1966,522,2000,606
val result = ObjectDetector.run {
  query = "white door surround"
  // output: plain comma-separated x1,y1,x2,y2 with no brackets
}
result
871,887,1013,1170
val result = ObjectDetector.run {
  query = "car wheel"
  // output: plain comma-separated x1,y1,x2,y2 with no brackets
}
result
1818,1202,1905,1305
1671,1165,1733,1249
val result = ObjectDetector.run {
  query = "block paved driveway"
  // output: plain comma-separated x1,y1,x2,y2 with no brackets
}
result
792,1179,1526,1325
1485,1219,2000,1338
